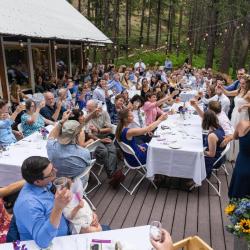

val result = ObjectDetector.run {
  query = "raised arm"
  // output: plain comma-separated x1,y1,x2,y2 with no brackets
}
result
126,113,168,138
0,180,25,198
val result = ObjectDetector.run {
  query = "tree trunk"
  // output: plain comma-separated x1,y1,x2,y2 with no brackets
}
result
87,0,91,18
78,0,81,12
126,0,129,58
205,0,219,68
168,1,175,52
103,0,110,34
155,0,162,49
146,0,152,45
176,3,183,57
139,0,146,45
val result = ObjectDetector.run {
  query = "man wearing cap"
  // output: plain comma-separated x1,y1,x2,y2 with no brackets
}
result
46,110,91,184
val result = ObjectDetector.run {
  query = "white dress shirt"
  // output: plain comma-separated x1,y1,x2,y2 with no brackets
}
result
201,93,230,115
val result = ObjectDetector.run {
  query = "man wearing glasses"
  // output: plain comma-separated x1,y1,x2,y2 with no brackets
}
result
13,156,71,248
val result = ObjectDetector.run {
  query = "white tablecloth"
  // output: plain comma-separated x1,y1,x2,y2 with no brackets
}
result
0,226,151,250
146,114,206,185
0,126,53,186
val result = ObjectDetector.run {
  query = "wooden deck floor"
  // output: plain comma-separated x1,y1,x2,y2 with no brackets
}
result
88,162,234,250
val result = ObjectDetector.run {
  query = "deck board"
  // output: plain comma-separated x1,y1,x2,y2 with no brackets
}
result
86,162,234,249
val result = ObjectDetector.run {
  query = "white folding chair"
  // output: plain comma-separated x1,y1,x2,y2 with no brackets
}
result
75,159,99,210
117,140,157,195
17,123,23,132
86,139,104,176
206,143,230,197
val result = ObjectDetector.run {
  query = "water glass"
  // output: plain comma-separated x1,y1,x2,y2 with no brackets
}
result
53,177,68,190
149,221,162,242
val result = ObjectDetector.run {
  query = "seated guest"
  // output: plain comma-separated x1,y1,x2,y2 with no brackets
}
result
0,180,25,243
92,79,109,104
0,100,25,146
143,92,174,125
202,110,226,177
14,156,71,248
121,71,133,89
190,100,234,146
40,92,66,121
75,83,92,110
116,108,167,166
108,73,125,94
35,75,45,93
10,81,28,111
85,100,118,178
46,111,91,182
106,94,125,125
21,100,54,137
199,85,230,115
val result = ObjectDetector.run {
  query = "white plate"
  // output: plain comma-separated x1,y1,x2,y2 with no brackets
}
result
168,143,182,149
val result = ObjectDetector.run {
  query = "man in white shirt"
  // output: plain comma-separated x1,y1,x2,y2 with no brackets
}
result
190,100,234,146
134,59,146,76
93,79,108,104
200,86,230,115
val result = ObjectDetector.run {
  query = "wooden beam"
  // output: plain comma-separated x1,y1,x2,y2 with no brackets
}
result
80,43,86,74
68,41,72,77
27,39,35,93
50,41,57,79
0,36,9,101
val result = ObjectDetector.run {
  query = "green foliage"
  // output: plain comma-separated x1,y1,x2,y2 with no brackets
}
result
116,51,207,69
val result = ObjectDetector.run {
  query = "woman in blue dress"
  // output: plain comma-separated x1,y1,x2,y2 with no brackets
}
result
229,119,250,198
21,99,54,137
115,108,167,167
202,110,226,177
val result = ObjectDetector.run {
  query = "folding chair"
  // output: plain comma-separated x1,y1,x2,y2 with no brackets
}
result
86,139,104,176
206,143,230,196
116,140,157,195
75,159,99,210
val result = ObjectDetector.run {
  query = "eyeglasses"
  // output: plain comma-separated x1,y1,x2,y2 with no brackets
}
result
41,167,56,180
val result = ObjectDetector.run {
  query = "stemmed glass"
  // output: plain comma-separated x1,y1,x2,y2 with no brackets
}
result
149,221,162,249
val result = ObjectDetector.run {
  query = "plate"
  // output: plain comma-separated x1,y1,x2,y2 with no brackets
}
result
168,143,182,149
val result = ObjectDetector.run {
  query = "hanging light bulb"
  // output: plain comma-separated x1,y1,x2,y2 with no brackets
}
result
219,32,222,36
141,44,144,48
114,45,117,50
236,25,240,29
54,42,58,50
19,40,24,47
205,33,209,37
224,29,228,33
186,37,190,41
241,23,244,27
86,45,89,50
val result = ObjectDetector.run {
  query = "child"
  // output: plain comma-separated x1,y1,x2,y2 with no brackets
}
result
63,180,102,234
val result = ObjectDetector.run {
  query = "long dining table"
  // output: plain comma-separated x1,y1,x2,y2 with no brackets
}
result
0,126,54,186
146,106,206,186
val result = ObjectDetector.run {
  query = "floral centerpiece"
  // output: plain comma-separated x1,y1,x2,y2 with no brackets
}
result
39,127,49,140
178,105,188,120
13,240,28,250
225,198,250,249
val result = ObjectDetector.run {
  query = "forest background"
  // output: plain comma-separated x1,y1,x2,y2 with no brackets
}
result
69,0,250,77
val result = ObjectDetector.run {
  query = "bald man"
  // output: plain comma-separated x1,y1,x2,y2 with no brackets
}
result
40,92,66,121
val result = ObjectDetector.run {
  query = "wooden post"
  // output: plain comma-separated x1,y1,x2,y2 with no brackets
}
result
0,36,9,100
50,41,57,79
68,41,72,77
27,39,35,93
48,40,53,74
81,43,86,74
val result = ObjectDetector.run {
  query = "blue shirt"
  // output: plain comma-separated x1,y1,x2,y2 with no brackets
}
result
164,60,173,69
108,80,125,94
14,183,69,248
225,80,240,91
105,98,119,125
0,119,16,145
46,139,91,179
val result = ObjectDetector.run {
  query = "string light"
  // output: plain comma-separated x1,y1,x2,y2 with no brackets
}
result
114,45,117,50
224,29,228,33
205,33,209,37
86,45,89,50
140,44,144,48
186,37,190,41
241,23,244,27
19,40,24,47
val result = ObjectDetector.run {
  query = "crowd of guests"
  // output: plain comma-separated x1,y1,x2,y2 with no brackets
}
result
0,59,249,249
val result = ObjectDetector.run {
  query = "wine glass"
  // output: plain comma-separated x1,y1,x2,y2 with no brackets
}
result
149,221,162,249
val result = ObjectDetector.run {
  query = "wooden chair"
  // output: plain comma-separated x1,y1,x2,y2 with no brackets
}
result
173,236,213,250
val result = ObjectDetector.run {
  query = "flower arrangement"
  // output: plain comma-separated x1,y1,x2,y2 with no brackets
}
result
225,198,250,245
178,105,188,119
39,127,49,140
13,240,28,250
